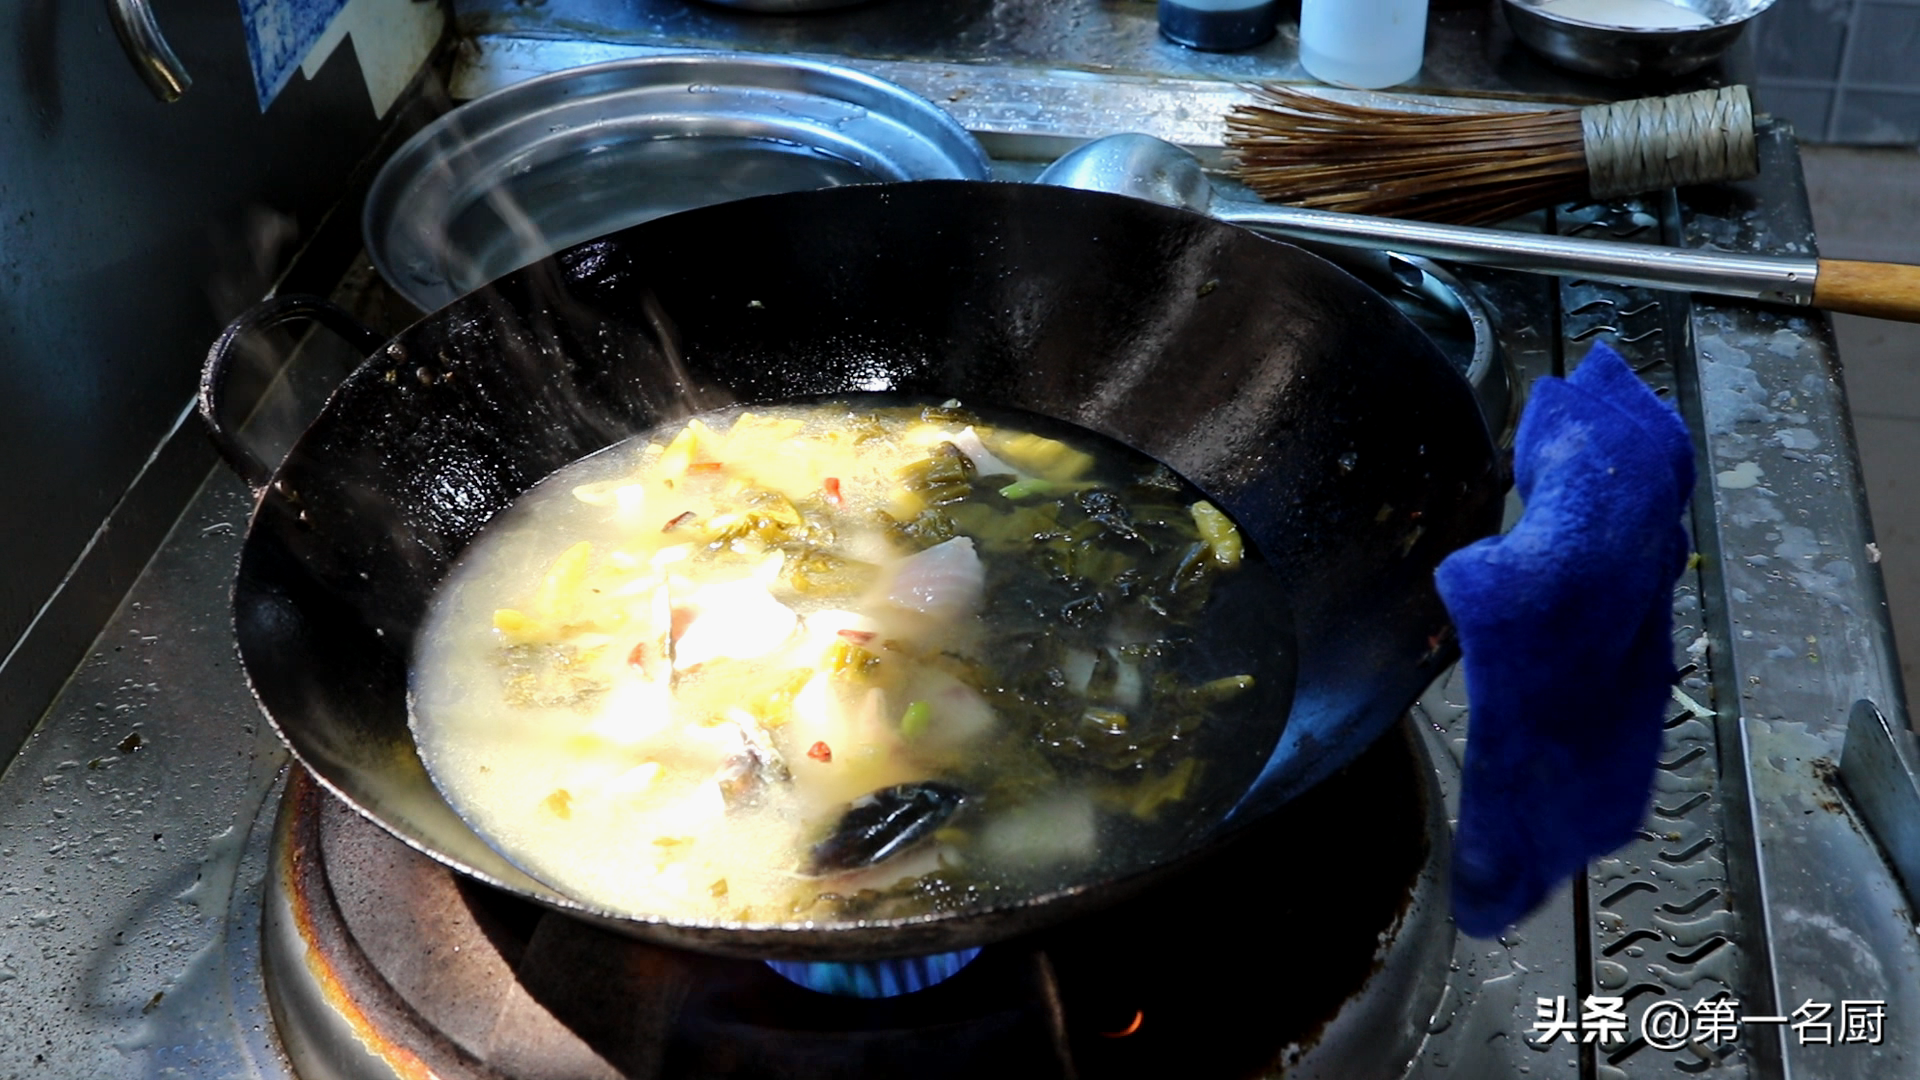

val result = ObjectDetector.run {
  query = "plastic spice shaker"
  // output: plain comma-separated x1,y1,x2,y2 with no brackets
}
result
1299,0,1430,89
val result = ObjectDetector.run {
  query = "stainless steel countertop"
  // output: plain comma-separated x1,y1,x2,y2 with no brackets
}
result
1682,140,1917,1079
0,5,1908,1079
448,0,1754,102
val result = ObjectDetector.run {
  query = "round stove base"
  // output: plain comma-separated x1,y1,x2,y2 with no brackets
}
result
262,722,1453,1080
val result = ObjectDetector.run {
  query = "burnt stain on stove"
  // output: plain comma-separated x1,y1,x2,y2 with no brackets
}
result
274,773,452,1080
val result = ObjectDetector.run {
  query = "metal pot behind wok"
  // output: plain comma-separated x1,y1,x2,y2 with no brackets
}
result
205,181,1503,960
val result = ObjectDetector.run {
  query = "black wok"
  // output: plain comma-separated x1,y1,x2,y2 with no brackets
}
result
203,181,1503,960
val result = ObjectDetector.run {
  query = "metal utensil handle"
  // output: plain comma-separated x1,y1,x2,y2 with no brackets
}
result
1812,259,1920,322
1210,201,1822,306
105,0,191,102
200,295,387,495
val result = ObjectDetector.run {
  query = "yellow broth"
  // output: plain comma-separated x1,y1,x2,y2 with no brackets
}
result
409,400,1290,925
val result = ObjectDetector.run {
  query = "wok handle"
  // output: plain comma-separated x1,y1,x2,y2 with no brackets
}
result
105,0,191,102
200,294,388,495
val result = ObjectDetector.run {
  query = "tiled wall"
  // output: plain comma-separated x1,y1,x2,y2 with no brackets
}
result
1751,0,1920,144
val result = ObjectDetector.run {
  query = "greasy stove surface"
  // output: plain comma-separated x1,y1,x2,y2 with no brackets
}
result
263,724,1428,1080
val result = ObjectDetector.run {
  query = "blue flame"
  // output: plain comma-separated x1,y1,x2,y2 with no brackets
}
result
764,948,984,998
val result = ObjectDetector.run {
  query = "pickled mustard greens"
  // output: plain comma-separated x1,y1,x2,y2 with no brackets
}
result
409,400,1288,925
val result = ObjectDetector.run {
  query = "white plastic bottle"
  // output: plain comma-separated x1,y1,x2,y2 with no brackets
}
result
1298,0,1430,89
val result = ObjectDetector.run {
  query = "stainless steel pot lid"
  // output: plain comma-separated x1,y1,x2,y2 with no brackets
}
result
364,53,991,312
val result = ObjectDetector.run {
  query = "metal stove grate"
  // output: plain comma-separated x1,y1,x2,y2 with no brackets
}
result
1559,197,1748,1080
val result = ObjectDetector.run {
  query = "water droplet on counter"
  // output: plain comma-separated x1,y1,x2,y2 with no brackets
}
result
1443,972,1525,1076
1595,959,1629,990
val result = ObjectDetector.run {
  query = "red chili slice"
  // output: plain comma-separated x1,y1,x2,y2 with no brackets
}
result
687,461,725,474
823,477,843,505
835,628,875,644
662,510,696,532
627,641,650,668
807,741,833,763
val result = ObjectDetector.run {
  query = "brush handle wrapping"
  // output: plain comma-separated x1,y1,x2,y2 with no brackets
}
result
1813,260,1920,322
1580,87,1759,199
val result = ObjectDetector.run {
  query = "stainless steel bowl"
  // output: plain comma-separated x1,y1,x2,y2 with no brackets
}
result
364,53,989,312
1502,0,1776,79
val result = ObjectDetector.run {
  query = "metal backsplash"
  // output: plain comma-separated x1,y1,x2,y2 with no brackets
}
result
0,0,443,761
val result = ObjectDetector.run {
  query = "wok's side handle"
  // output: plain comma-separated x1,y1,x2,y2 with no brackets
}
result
200,295,387,496
105,0,191,102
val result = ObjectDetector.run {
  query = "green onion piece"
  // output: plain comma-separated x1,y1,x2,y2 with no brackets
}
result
1192,674,1256,703
900,700,933,739
997,477,1057,501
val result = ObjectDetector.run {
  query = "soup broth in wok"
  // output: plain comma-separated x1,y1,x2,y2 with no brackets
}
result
410,399,1294,925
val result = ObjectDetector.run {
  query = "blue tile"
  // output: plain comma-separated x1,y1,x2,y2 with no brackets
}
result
1756,83,1837,139
1848,4,1920,86
238,0,351,112
1751,0,1853,81
1831,89,1920,142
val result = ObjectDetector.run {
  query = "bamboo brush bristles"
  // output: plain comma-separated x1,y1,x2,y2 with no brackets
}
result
1225,87,1592,225
1225,86,1761,224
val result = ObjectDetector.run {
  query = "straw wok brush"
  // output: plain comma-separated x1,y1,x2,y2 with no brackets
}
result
1040,133,1920,324
1225,85,1760,225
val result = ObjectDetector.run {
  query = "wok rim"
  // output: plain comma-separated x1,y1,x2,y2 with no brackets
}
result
232,409,1304,959
226,179,1499,960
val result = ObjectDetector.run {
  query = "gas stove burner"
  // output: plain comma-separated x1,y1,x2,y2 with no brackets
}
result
764,949,984,998
261,723,1449,1079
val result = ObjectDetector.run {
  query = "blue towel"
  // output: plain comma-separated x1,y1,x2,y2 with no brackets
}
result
1435,342,1695,938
